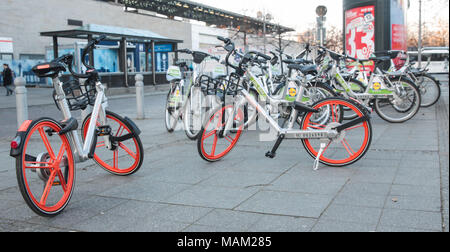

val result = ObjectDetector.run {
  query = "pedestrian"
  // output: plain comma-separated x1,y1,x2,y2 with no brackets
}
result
2,63,14,96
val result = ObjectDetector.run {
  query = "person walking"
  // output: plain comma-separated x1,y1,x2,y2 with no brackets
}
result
2,64,14,96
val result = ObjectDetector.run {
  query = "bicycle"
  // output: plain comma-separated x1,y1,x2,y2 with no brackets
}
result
197,37,373,170
232,46,338,130
318,47,422,124
165,49,219,140
10,35,144,217
379,50,442,108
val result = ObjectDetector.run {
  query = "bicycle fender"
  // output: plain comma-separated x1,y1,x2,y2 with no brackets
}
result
10,120,33,157
123,117,141,136
108,117,141,144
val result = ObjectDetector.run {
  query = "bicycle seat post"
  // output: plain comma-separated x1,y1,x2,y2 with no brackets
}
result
52,76,73,121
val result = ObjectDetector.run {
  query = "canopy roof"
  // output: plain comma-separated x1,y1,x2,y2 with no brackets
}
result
109,0,295,34
40,24,183,43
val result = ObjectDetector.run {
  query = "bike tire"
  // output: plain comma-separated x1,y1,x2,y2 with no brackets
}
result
374,78,421,123
197,104,244,162
301,97,373,167
416,73,441,108
165,83,181,133
16,118,75,217
82,111,144,176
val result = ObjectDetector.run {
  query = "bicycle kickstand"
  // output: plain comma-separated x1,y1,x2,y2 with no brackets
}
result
313,141,328,171
265,134,285,159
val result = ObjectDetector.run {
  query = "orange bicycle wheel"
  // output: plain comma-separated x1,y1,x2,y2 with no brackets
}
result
16,118,75,217
301,98,372,167
82,111,143,176
198,104,244,162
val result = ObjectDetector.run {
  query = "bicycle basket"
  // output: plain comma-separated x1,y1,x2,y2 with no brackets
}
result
198,75,217,95
53,79,97,111
224,73,242,96
193,52,209,64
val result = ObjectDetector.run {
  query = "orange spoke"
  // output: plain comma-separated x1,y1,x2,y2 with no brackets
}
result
55,145,66,163
55,169,68,192
321,141,332,157
119,143,137,159
211,135,218,156
116,125,126,137
308,122,326,129
38,127,56,160
332,104,337,122
40,171,56,206
345,124,364,131
341,138,355,156
97,141,106,148
25,165,52,169
204,130,217,139
225,135,233,144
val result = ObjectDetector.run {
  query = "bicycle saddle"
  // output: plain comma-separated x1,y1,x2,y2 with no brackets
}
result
410,68,427,74
368,56,391,62
283,59,312,65
287,64,318,75
32,62,66,78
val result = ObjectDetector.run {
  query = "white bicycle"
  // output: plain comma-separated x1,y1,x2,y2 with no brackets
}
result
10,36,144,217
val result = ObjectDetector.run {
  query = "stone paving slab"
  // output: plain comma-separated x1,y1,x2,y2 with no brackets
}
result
0,82,447,232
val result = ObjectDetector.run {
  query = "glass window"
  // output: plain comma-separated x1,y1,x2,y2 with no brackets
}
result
0,53,13,60
430,53,449,62
19,54,45,60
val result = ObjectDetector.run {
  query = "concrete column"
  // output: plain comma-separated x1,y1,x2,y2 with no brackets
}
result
151,40,156,86
14,77,28,128
135,74,145,120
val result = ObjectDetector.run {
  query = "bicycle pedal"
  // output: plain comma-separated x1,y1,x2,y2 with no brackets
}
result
97,126,112,136
265,151,276,159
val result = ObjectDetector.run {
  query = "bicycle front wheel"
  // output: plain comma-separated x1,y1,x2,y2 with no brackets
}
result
16,118,75,217
197,104,244,162
82,111,144,176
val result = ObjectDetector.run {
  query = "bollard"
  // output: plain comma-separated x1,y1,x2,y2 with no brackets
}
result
135,74,145,120
14,77,28,128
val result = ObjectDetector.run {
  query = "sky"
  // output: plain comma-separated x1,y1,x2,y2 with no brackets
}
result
194,0,343,32
194,0,449,33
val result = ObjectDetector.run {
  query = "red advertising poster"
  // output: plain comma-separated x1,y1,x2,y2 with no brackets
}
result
391,0,408,68
345,5,375,72
391,24,407,51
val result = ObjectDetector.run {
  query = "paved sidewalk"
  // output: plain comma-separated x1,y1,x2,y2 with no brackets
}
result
0,85,170,109
0,82,448,232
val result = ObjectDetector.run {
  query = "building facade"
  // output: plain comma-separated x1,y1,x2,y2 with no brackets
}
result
0,0,300,86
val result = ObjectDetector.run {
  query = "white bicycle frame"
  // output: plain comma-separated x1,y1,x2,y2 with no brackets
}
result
52,76,110,163
331,60,399,102
221,70,340,170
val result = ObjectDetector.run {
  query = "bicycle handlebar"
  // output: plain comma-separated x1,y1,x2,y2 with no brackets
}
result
53,35,107,79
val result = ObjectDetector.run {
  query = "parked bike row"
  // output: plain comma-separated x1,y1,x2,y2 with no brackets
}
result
9,35,442,217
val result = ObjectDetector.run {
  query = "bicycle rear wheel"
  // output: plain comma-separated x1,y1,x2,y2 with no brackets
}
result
301,98,372,167
374,78,421,123
16,118,75,217
416,74,441,108
165,83,182,133
197,104,244,162
184,87,205,140
82,111,144,176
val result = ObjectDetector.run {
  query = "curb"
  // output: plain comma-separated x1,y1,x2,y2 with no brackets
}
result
0,86,170,110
